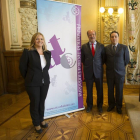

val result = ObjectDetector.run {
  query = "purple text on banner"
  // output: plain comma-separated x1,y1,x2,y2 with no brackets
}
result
75,5,83,108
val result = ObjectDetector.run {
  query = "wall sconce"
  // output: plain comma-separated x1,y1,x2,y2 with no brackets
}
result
99,7,123,14
100,7,105,13
99,7,123,44
108,8,113,15
118,8,123,14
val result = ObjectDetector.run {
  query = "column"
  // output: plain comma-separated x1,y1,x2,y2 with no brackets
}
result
19,0,37,48
8,0,21,49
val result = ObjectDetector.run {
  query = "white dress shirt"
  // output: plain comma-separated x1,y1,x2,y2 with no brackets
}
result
89,41,97,51
40,55,47,69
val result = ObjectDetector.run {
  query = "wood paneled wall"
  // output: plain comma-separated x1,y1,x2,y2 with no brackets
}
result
3,51,25,93
0,0,25,94
0,0,6,95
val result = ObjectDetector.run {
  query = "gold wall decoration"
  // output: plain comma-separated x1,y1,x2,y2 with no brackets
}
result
105,0,118,7
19,8,37,48
122,0,127,46
20,0,36,9
102,14,119,45
19,0,37,48
98,0,121,45
97,0,101,42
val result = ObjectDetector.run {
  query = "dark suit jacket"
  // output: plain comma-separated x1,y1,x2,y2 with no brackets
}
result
105,43,130,78
19,49,51,86
81,41,105,79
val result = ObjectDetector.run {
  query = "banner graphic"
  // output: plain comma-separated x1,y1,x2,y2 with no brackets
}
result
36,0,84,118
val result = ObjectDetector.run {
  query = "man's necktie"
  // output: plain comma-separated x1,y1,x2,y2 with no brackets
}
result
113,45,116,53
92,43,95,56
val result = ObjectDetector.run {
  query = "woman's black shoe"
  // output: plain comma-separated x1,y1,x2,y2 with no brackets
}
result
35,128,43,134
35,125,43,134
41,123,48,128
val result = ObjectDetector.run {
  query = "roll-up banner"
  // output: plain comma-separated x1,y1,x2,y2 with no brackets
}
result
36,0,84,118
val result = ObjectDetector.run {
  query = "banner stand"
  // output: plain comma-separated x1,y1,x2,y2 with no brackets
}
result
37,0,84,119
44,107,85,119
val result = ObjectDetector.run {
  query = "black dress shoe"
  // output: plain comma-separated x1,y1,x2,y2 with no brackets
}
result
35,128,43,134
98,107,103,113
86,107,92,113
116,108,122,114
41,123,48,128
107,106,115,112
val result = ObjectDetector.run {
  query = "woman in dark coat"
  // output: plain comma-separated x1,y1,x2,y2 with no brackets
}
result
19,32,51,133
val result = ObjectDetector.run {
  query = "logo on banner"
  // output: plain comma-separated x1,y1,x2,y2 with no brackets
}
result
71,6,80,16
48,35,76,69
63,12,72,23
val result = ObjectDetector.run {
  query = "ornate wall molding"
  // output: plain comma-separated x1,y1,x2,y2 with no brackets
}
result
123,20,127,45
19,8,37,48
97,0,101,42
20,0,36,9
123,0,127,45
105,0,118,7
8,0,21,49
102,14,119,44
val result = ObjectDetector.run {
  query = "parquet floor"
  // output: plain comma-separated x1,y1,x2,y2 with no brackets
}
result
0,83,138,140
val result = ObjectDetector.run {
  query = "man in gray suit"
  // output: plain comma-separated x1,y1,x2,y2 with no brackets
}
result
81,30,105,113
105,31,130,114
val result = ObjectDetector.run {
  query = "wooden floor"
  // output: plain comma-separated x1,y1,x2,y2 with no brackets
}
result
0,83,138,140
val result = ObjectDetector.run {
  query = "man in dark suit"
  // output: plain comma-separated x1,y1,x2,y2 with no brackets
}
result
105,31,130,114
81,30,105,113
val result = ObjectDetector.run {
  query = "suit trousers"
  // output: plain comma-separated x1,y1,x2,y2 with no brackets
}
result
107,76,124,109
85,74,103,108
26,84,49,126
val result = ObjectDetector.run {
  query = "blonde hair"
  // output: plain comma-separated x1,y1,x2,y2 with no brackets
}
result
29,32,47,51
